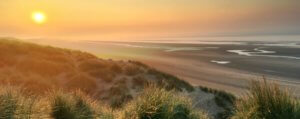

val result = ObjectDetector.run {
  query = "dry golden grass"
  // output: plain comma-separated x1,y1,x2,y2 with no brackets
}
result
0,39,102,96
122,85,209,119
0,84,209,119
232,79,300,119
0,39,195,99
65,74,98,94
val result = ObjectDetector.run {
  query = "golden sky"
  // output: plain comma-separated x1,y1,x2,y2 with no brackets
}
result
0,0,300,40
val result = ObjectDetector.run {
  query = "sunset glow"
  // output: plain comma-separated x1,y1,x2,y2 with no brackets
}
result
32,12,46,24
0,0,299,40
0,1,300,118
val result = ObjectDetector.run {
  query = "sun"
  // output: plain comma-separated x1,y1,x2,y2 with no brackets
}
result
32,11,46,24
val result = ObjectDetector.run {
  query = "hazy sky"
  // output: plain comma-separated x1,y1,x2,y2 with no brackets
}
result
0,0,300,40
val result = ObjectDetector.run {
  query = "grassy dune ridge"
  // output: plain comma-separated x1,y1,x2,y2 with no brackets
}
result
0,38,193,106
0,38,299,119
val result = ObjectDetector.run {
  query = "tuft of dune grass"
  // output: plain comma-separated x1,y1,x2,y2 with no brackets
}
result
48,90,116,119
232,79,300,119
0,87,18,119
50,90,99,119
0,85,37,119
122,85,209,119
0,86,115,119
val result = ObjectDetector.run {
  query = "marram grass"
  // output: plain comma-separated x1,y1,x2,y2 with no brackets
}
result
0,86,37,119
232,79,300,119
0,85,209,119
50,91,96,119
122,85,209,119
0,79,299,119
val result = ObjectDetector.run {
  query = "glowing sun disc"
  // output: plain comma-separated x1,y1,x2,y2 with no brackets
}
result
32,12,46,24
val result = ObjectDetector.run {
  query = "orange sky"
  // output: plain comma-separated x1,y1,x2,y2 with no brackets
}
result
0,0,299,40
